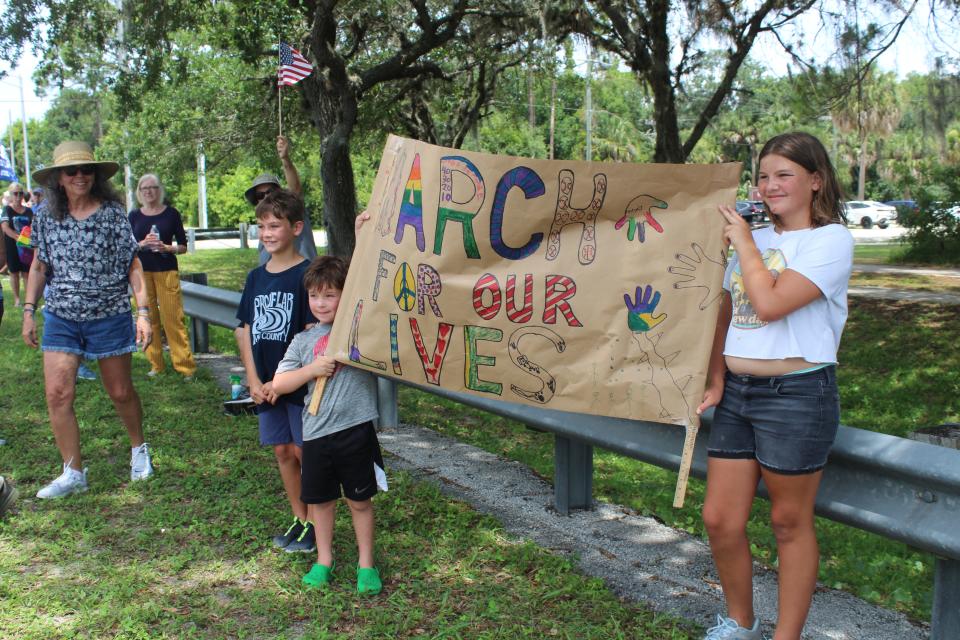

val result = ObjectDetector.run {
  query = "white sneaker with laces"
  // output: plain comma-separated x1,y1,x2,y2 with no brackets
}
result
703,614,764,640
37,464,89,499
130,443,154,481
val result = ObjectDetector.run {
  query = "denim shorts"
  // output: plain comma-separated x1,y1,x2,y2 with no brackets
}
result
257,398,304,447
41,309,137,360
707,366,840,475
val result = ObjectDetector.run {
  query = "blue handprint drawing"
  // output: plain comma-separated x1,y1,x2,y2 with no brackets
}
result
624,284,668,332
622,285,693,426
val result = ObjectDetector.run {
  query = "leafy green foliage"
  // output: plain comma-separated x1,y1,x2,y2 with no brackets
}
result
898,163,960,262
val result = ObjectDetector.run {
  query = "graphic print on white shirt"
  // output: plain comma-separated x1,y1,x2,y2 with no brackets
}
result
252,291,294,345
730,248,786,329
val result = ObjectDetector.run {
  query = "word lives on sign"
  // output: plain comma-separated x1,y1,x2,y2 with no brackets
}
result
328,135,740,506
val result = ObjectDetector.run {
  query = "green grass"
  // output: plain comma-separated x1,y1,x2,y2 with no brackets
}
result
179,249,260,355
850,272,960,293
0,309,697,639
58,246,953,625
7,245,940,638
852,243,910,264
180,248,260,292
397,294,960,622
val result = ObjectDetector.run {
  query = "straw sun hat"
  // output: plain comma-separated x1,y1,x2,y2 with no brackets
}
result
32,141,120,183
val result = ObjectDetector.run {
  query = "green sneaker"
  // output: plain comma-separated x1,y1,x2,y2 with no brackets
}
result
302,561,335,589
357,566,382,595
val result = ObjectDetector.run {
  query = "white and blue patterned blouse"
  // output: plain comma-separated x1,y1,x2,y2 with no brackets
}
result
33,200,138,321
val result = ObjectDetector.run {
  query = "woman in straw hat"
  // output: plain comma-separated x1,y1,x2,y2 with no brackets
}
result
21,141,155,499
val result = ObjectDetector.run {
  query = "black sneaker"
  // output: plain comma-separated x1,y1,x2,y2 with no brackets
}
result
272,517,304,549
284,521,316,553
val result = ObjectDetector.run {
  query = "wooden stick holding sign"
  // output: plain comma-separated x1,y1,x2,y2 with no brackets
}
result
307,334,331,416
673,424,698,508
307,376,328,415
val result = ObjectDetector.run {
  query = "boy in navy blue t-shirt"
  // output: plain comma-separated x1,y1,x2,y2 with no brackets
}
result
235,189,317,552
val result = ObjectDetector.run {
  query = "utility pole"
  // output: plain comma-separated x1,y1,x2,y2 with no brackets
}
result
18,76,31,190
585,49,593,162
197,142,208,228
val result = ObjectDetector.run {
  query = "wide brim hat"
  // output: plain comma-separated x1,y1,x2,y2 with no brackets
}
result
32,141,120,183
244,173,282,205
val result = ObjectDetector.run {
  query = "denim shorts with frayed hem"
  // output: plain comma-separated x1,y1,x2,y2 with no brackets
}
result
257,398,304,447
707,366,840,475
41,309,137,360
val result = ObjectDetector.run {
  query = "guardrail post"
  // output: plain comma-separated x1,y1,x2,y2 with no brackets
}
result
186,228,196,253
377,378,399,428
239,223,248,249
181,273,210,353
554,435,593,515
932,556,960,639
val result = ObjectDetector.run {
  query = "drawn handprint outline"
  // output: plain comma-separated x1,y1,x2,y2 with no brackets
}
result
668,242,727,310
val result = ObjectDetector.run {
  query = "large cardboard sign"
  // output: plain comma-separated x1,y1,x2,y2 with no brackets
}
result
328,135,739,505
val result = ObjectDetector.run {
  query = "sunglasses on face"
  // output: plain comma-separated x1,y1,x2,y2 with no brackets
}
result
253,186,279,203
63,165,96,177
10,191,23,196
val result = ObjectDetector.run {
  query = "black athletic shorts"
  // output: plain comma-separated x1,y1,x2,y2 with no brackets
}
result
301,421,383,504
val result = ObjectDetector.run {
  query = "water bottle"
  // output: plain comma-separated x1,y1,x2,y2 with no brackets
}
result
230,374,243,400
149,224,160,252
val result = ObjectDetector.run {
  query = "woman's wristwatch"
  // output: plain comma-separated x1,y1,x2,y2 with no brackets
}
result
23,302,36,316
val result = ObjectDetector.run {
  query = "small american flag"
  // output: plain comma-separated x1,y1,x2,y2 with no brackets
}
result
278,42,313,86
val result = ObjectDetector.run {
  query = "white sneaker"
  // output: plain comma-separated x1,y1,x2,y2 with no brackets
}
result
703,614,764,640
37,464,89,499
131,443,154,481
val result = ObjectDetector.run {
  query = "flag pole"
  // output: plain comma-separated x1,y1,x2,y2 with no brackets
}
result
277,39,283,138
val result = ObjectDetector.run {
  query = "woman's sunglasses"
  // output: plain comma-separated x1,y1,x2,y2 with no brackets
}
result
62,165,97,177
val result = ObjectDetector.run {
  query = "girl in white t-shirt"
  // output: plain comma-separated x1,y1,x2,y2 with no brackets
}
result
697,132,854,640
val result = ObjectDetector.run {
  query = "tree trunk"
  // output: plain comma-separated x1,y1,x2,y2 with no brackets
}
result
301,70,360,257
321,132,359,257
857,134,867,200
650,80,683,163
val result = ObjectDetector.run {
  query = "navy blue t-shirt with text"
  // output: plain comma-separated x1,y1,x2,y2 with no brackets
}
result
236,259,315,404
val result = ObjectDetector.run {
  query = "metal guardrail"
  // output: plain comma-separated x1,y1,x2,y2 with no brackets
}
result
181,279,960,638
185,225,250,251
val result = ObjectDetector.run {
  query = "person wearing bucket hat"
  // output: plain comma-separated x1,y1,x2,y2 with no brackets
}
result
22,140,155,499
246,136,317,265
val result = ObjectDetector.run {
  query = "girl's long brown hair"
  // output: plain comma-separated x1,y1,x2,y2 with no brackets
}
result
759,132,846,228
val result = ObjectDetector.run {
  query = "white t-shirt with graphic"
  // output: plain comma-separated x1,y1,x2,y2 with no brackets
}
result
722,223,854,364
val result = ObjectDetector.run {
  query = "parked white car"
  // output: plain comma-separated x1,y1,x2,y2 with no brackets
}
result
843,200,895,229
